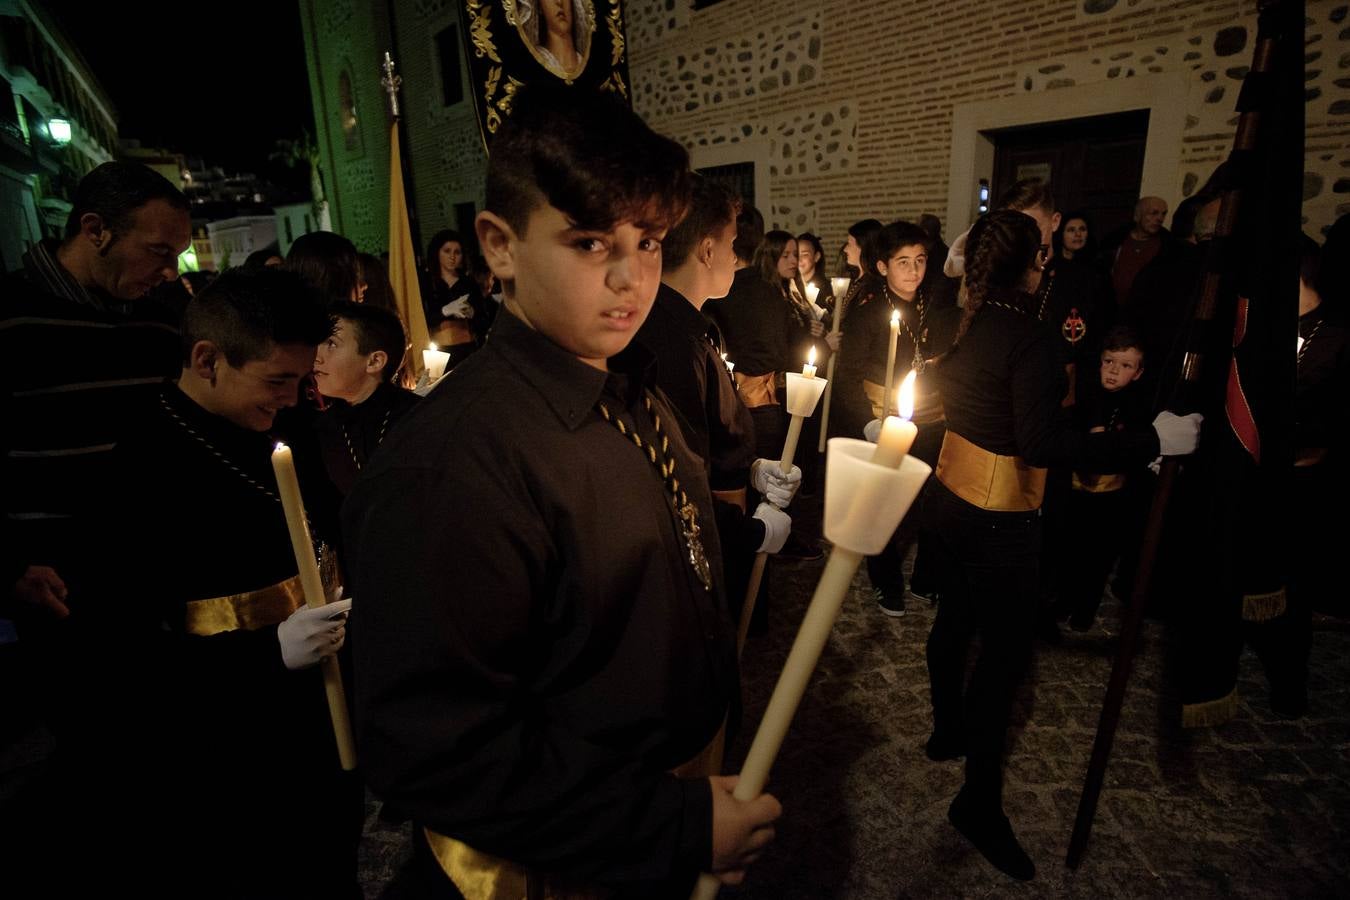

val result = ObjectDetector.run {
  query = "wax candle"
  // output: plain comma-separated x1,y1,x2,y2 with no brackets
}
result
871,371,918,468
423,342,450,381
882,309,900,418
802,345,817,379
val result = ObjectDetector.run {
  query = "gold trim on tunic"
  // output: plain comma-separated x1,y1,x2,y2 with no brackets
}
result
936,431,1047,512
1071,471,1126,493
734,372,777,408
710,487,747,514
423,830,612,900
182,575,306,636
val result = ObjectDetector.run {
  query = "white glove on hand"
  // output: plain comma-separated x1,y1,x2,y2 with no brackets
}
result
278,597,352,670
1152,411,1203,457
751,459,802,508
863,418,882,443
753,502,792,554
441,295,474,319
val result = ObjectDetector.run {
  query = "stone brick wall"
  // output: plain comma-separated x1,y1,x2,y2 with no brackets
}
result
624,0,1348,256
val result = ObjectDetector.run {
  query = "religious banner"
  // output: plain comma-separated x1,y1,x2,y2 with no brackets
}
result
459,0,632,146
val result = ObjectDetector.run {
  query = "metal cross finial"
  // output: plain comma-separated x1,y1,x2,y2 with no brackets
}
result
381,51,402,118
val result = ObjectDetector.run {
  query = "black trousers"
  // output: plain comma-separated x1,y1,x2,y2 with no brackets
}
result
924,481,1041,809
1051,486,1129,626
866,424,945,596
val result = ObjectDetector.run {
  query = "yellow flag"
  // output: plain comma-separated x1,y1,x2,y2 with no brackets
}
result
388,122,430,379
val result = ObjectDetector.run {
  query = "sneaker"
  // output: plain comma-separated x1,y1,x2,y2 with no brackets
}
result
925,729,965,761
777,533,823,561
908,585,941,605
948,793,1035,881
874,588,906,617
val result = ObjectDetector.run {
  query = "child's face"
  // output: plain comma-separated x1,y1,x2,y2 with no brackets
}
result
485,203,665,370
1099,347,1144,392
314,319,378,402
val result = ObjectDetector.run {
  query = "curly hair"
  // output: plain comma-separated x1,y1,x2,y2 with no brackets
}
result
935,210,1041,365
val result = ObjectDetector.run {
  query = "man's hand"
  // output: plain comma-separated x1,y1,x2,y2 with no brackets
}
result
825,331,841,352
709,775,781,885
278,597,352,670
809,320,825,338
13,565,69,618
750,459,802,508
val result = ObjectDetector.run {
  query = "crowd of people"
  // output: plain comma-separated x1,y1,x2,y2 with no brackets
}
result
2,80,1345,898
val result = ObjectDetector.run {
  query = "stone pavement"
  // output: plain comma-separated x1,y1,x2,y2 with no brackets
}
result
357,551,1350,898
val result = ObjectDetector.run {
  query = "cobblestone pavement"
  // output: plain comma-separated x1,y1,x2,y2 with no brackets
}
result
357,548,1350,899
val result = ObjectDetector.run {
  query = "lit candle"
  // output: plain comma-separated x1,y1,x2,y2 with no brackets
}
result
802,345,817,379
882,309,900,419
804,281,820,309
422,342,450,381
871,371,918,468
271,442,358,771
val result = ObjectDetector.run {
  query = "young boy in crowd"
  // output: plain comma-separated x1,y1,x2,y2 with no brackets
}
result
312,301,420,497
344,84,780,899
70,267,362,896
1050,326,1151,632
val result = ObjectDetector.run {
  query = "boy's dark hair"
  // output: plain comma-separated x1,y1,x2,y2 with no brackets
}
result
331,300,408,382
485,84,692,237
997,178,1056,215
284,231,361,304
64,161,190,239
1101,325,1146,361
733,204,765,263
181,267,334,367
661,174,740,269
917,214,943,242
873,221,932,268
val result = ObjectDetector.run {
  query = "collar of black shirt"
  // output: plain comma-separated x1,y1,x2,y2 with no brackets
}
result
160,382,277,461
492,307,658,431
654,281,716,341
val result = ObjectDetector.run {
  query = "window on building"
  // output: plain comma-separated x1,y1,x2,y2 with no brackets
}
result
437,24,464,107
339,71,359,150
697,162,755,212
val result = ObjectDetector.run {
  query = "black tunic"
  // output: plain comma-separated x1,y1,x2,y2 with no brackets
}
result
343,310,737,891
314,381,421,496
706,267,790,377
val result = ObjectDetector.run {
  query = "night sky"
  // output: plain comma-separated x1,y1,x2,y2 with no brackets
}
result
43,0,315,175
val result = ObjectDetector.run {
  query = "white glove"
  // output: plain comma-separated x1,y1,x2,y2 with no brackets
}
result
753,502,792,554
1152,411,1203,457
441,295,474,319
863,418,882,443
278,597,352,670
750,459,802,508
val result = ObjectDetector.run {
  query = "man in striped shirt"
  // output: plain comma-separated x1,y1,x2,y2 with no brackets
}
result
2,161,191,624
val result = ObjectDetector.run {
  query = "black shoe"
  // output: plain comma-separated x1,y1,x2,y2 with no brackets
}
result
948,793,1035,881
874,588,906,617
925,729,965,761
908,586,941,605
777,533,823,561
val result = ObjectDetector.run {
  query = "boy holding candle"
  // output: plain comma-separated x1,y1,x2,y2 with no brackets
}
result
67,267,363,896
344,84,780,899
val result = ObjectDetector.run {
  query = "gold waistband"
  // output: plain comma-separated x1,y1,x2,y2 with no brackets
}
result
734,371,777,408
183,575,306,636
1071,471,1126,493
936,431,1046,512
711,486,748,514
863,379,944,425
424,830,612,900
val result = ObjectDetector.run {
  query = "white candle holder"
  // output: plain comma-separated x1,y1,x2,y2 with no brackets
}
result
824,438,931,555
784,371,828,417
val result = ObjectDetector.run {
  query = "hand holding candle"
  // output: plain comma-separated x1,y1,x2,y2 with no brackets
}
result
271,442,358,771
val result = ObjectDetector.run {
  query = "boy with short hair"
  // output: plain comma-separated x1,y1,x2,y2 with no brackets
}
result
1051,325,1151,631
70,266,362,895
312,300,419,496
345,84,780,898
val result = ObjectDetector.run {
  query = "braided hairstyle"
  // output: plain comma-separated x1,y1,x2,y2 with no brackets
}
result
934,209,1041,366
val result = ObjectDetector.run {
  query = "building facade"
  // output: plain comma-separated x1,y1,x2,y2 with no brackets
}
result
302,0,1348,263
0,0,117,271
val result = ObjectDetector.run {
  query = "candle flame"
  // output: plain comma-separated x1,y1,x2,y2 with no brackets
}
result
807,346,817,366
274,441,287,452
429,342,438,351
891,309,900,325
898,370,917,420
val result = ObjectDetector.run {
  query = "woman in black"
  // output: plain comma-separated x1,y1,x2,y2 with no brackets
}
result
423,229,482,369
922,210,1200,881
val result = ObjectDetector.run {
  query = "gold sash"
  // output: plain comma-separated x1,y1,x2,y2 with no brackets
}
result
734,371,777,408
182,575,306,636
424,831,613,900
863,378,944,425
862,380,887,420
1071,471,1126,493
936,431,1046,512
432,320,475,348
710,487,748,514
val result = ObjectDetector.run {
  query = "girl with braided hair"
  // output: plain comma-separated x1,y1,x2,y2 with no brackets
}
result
920,210,1201,881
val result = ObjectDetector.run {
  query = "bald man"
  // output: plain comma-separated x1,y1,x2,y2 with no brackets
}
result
1108,195,1171,306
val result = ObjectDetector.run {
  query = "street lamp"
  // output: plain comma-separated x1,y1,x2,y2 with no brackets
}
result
48,118,72,145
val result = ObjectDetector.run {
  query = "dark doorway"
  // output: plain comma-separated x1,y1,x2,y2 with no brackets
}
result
697,161,755,213
989,109,1149,240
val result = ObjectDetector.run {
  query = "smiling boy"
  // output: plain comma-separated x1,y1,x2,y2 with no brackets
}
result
344,85,780,899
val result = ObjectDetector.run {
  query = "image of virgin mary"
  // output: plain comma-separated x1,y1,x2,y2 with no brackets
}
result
511,0,596,82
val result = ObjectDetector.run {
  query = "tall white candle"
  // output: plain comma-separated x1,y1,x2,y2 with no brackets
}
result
882,309,900,418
